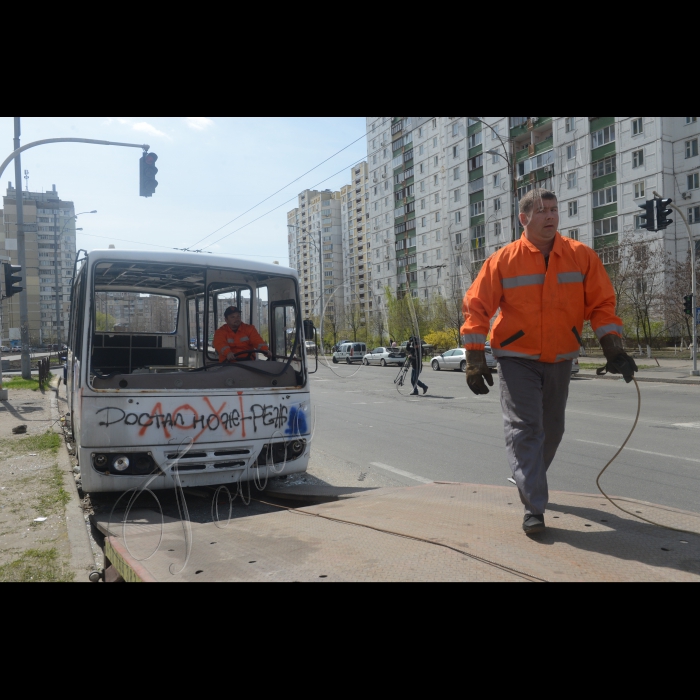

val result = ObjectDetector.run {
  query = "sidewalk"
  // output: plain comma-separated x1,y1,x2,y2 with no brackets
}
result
0,382,92,582
578,357,700,386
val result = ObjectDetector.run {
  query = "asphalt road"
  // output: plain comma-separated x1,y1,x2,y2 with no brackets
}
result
308,360,700,514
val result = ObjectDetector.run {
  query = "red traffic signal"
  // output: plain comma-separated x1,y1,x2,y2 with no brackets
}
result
140,152,159,198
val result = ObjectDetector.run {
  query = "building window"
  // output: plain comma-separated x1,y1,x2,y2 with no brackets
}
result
631,118,643,136
594,216,619,238
569,201,579,217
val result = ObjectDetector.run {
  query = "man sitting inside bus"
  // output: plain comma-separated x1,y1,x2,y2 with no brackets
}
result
213,307,271,363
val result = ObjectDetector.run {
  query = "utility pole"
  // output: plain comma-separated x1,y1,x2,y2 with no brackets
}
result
14,117,31,380
318,230,324,353
53,208,61,349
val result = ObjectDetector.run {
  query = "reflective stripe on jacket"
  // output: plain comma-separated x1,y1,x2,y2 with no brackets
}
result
461,233,623,364
213,323,270,363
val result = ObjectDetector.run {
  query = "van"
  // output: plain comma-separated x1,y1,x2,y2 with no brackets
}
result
332,342,367,364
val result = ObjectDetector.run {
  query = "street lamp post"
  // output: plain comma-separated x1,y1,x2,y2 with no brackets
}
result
53,210,96,349
467,116,519,244
289,225,324,352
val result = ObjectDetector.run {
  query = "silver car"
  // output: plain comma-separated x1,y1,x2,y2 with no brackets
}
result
363,347,406,367
431,346,497,372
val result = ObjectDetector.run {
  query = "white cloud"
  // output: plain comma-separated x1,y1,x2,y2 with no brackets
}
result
132,121,170,139
185,117,215,131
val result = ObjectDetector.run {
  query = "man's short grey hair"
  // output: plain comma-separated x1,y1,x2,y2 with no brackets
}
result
519,188,558,215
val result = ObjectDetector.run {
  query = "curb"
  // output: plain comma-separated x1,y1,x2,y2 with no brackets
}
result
49,385,95,582
578,371,700,386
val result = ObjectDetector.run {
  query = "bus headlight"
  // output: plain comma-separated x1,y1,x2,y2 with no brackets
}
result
113,456,130,472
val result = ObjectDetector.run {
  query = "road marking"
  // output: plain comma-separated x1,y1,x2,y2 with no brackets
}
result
673,423,700,430
370,462,432,484
576,440,700,464
352,403,367,405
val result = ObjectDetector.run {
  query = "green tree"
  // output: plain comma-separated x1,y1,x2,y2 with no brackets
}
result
95,312,117,332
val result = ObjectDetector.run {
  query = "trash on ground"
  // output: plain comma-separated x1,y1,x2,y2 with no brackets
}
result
33,517,48,523
12,425,27,435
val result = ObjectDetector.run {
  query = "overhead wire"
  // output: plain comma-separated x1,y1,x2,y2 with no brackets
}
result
186,131,369,251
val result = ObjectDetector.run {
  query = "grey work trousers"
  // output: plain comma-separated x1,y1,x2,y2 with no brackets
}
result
498,358,572,516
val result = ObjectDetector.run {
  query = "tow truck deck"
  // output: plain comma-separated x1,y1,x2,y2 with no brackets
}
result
92,482,700,582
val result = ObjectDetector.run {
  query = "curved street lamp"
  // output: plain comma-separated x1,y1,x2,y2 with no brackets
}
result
53,210,97,348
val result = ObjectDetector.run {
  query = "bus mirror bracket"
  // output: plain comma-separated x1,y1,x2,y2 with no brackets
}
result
303,320,318,374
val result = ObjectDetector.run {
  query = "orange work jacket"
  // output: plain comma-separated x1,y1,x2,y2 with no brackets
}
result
461,233,623,364
213,323,270,363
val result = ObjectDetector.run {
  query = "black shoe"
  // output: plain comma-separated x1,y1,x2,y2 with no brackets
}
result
410,390,419,396
523,514,546,535
422,386,428,395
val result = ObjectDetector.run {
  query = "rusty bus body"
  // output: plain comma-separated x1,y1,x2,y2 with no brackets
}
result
66,250,312,493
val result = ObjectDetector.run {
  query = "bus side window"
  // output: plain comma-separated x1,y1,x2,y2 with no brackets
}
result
272,302,298,358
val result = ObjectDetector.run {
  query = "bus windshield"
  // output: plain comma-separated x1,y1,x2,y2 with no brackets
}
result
88,259,304,392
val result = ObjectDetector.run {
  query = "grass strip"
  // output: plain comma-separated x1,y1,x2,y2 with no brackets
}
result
0,548,74,583
0,431,61,456
4,374,53,391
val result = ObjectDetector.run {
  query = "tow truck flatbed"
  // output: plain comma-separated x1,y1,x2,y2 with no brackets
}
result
92,482,700,582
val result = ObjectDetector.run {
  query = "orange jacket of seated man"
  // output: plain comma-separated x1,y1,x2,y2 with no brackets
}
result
213,306,271,363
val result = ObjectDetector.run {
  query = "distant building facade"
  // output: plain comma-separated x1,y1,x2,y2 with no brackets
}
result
0,184,77,346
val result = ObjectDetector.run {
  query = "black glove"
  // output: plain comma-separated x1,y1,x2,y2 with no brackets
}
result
599,334,638,384
466,350,494,396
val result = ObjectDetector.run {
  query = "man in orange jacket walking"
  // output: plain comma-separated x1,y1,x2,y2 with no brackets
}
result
461,189,638,535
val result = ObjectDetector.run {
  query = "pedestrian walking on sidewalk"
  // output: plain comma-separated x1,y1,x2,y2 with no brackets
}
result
461,189,638,535
407,337,428,396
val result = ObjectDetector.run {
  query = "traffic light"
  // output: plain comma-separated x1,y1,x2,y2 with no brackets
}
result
656,197,673,230
140,152,159,198
685,294,694,317
638,200,655,231
3,263,23,298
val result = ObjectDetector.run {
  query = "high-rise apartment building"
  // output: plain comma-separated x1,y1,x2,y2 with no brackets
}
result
287,188,344,322
339,162,371,324
1,184,77,346
366,116,700,316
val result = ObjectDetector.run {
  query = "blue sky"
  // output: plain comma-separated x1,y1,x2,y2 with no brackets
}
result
0,117,368,266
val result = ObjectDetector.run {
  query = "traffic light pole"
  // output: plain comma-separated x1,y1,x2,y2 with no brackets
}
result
0,137,150,185
655,192,698,376
14,118,32,380
1,123,151,382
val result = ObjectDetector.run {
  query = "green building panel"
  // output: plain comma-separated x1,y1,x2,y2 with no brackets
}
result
468,122,482,136
469,167,484,182
589,116,615,133
469,190,485,204
468,144,483,160
592,172,617,191
593,204,618,222
471,214,485,227
535,136,553,155
594,234,619,250
591,142,617,162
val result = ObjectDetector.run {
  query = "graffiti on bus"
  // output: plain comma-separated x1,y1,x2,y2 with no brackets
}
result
95,394,306,443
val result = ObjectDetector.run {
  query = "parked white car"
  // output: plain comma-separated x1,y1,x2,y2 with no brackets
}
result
362,347,406,367
431,346,497,372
